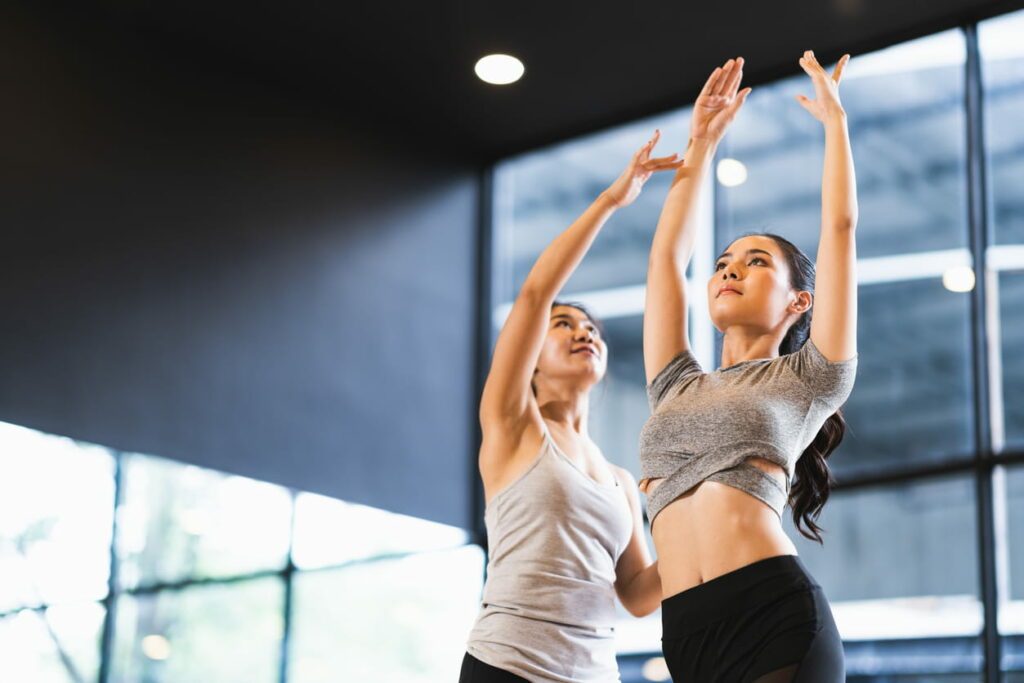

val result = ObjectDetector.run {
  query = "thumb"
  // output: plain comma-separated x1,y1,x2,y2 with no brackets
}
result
795,94,816,114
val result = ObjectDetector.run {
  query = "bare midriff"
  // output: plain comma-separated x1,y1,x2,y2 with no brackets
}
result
641,457,798,599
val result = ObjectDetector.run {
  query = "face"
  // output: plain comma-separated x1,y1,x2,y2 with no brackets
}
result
534,305,608,389
707,235,811,336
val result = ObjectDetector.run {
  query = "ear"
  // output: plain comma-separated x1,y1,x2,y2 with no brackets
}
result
790,290,812,315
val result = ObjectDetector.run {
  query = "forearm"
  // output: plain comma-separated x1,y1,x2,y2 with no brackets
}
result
821,114,858,232
618,561,662,617
520,192,618,301
650,139,717,265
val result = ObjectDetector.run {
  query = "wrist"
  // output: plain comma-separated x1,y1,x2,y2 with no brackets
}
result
597,189,623,210
823,108,848,128
678,137,718,170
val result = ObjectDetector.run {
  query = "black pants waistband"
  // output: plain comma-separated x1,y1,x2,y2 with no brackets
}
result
661,554,819,637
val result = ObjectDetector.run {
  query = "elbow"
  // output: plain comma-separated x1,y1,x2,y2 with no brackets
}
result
647,250,685,273
627,601,656,618
617,585,658,618
826,216,857,233
517,280,555,307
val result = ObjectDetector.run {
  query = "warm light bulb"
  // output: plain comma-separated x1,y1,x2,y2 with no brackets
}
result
141,634,171,661
942,265,975,292
641,656,671,681
474,54,525,85
716,158,748,187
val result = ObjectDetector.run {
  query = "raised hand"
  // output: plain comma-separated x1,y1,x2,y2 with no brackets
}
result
604,130,684,207
796,51,850,123
690,57,752,143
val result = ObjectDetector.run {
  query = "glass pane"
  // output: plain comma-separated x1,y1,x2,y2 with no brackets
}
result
116,454,291,589
291,493,469,570
982,7,1024,456
0,603,104,683
495,108,692,299
784,474,981,678
981,9,1024,247
996,270,1024,451
0,422,114,611
289,545,484,683
717,30,967,259
111,577,283,683
1002,465,1024,674
830,278,974,477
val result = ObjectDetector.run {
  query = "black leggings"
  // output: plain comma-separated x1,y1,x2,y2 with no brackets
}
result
661,554,845,682
458,653,528,682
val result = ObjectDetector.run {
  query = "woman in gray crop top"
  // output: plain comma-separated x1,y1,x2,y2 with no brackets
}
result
638,53,859,682
460,134,682,682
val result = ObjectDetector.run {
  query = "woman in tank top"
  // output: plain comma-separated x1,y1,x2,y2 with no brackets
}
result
638,53,859,681
460,135,682,682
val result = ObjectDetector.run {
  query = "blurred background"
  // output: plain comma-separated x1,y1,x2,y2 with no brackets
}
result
3,1,1024,681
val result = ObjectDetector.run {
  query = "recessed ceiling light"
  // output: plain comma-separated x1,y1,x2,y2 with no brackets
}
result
641,656,671,681
475,54,525,85
716,158,748,187
942,265,975,292
141,634,171,661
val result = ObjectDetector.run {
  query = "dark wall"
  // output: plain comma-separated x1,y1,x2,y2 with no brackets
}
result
0,5,481,529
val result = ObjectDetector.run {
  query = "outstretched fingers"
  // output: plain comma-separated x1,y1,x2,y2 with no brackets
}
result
721,57,745,98
699,66,724,98
712,58,738,97
832,53,850,84
642,154,683,171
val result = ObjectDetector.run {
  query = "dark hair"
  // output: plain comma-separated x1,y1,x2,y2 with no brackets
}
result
743,232,847,544
530,301,606,396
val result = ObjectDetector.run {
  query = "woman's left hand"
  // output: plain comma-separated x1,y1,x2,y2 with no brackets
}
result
603,129,684,208
796,51,850,123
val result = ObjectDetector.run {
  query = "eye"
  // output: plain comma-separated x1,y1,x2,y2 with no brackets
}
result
750,257,767,266
555,320,571,328
714,261,726,271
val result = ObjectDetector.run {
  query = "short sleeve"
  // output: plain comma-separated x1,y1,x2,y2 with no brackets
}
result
646,348,704,412
782,338,858,410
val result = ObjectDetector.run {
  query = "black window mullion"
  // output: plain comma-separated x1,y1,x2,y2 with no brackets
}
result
964,21,1001,683
278,491,297,683
98,451,124,683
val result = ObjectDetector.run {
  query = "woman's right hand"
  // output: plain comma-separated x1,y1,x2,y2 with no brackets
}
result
603,129,683,208
689,57,752,145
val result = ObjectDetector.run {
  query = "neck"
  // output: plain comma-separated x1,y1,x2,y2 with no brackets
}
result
535,380,591,436
719,326,786,369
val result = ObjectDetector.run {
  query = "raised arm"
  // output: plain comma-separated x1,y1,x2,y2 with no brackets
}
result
644,58,751,383
795,51,858,362
480,134,682,434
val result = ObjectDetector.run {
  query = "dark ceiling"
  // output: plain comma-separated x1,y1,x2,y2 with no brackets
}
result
38,0,1024,162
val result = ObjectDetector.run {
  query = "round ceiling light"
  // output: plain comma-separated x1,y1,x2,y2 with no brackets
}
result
475,54,525,85
716,158,748,187
942,265,975,292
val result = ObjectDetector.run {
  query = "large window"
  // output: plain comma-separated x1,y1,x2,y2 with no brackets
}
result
0,420,484,683
492,13,1024,683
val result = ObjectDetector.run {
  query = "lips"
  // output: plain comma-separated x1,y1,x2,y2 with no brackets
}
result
718,287,742,297
572,346,598,357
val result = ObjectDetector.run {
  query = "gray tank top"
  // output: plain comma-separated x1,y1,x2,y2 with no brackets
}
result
639,338,857,523
466,424,633,682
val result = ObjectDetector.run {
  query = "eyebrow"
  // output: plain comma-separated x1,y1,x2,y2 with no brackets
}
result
551,313,595,326
716,248,774,261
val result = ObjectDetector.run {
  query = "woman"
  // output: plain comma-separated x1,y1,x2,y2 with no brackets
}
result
639,52,858,681
461,135,681,682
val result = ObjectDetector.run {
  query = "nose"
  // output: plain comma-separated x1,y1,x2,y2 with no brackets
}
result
721,264,740,279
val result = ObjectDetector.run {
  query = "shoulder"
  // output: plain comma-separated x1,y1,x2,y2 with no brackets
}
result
611,466,643,508
611,465,637,486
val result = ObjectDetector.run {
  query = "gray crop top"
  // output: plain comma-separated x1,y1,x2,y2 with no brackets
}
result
638,338,857,523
